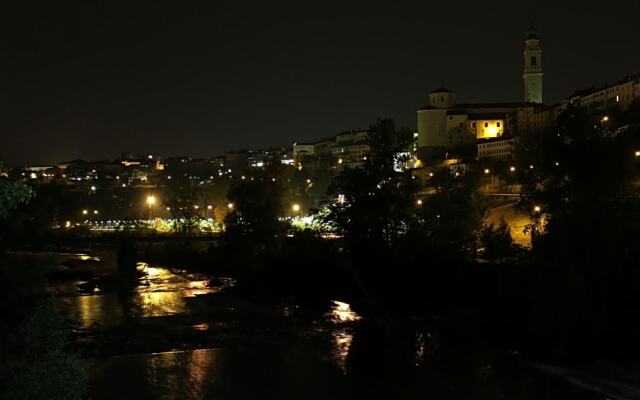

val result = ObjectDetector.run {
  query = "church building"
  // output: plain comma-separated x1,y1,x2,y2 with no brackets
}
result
417,27,544,160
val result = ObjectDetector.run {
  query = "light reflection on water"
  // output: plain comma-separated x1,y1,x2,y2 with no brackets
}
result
328,300,361,323
57,263,234,330
332,329,354,374
76,253,101,262
326,300,361,374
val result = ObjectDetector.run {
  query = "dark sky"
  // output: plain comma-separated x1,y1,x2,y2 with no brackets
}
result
2,1,639,166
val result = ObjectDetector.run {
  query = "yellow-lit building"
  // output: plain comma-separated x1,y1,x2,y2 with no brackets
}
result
417,27,543,157
469,115,505,139
417,90,519,155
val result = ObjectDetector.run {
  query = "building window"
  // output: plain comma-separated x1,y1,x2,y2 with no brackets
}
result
531,56,537,66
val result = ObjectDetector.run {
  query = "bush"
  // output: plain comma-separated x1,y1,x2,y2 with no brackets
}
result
1,301,87,400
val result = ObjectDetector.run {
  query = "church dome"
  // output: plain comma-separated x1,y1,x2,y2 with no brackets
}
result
430,87,454,94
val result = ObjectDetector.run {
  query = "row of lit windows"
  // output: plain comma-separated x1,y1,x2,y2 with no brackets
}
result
479,141,512,149
479,149,510,155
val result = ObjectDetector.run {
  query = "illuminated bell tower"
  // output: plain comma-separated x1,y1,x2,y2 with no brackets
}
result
523,26,543,104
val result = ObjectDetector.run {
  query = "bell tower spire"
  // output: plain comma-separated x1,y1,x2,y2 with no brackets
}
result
523,26,543,104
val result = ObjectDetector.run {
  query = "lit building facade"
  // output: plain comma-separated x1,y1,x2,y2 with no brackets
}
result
332,131,370,170
417,92,519,154
562,74,640,112
477,138,517,161
293,143,315,162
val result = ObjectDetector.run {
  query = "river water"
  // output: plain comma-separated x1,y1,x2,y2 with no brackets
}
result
48,252,601,399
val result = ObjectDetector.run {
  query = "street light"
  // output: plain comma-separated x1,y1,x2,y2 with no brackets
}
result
484,168,490,175
146,195,156,219
292,203,301,213
227,202,234,210
533,205,541,213
509,166,516,172
82,209,88,215
416,199,423,206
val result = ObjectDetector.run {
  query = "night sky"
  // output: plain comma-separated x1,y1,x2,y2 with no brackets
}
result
3,1,639,166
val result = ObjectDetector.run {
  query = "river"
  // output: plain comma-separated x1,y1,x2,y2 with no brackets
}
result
46,252,601,399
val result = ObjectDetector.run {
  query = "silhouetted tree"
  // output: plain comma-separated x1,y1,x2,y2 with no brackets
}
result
324,119,418,254
409,167,484,263
479,220,516,263
0,162,32,222
165,176,203,234
224,165,287,255
516,106,640,351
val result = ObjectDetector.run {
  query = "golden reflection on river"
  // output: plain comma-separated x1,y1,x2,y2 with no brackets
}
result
143,349,216,399
62,264,228,329
332,329,354,374
328,300,361,323
327,300,361,374
76,253,101,262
